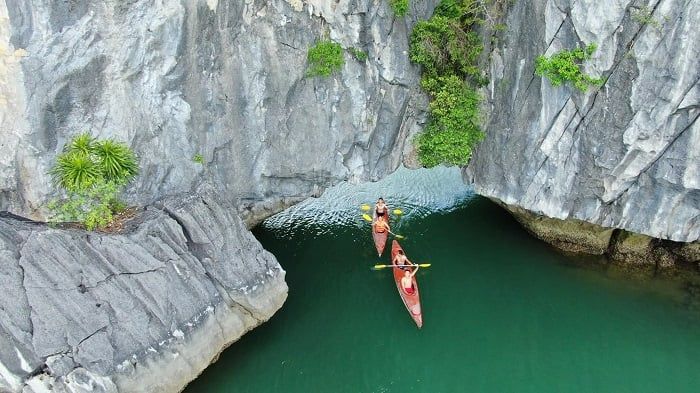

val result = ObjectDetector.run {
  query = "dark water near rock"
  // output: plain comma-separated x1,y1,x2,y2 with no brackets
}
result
185,168,700,393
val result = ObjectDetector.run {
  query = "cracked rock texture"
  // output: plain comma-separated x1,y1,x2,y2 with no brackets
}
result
0,192,287,393
0,1,438,391
0,0,435,219
467,0,700,243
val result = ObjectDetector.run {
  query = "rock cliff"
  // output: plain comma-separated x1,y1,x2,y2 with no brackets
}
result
0,0,438,391
0,192,287,393
1,0,434,219
2,0,697,390
467,0,699,244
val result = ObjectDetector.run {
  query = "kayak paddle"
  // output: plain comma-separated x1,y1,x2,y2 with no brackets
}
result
361,214,405,239
373,263,431,269
388,230,405,240
361,205,403,216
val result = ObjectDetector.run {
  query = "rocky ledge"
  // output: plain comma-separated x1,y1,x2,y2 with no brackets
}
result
0,192,287,393
502,201,700,277
467,0,700,244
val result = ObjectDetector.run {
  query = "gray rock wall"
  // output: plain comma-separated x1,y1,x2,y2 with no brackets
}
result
0,0,435,218
0,192,287,393
467,0,700,243
0,1,441,391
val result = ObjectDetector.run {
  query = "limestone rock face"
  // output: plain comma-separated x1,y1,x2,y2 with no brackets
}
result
0,1,439,391
467,0,700,243
0,0,435,218
0,192,287,393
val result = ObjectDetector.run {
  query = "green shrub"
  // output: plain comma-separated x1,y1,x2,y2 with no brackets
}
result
94,139,138,182
409,16,485,84
390,0,409,16
49,150,101,192
193,153,204,164
409,0,490,167
307,40,345,77
68,133,96,156
47,180,123,231
433,0,481,21
535,44,603,92
416,75,484,167
48,133,138,231
349,47,368,62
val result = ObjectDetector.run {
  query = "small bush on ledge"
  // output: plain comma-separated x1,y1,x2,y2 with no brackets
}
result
535,43,603,92
48,133,138,231
306,40,344,77
349,47,368,62
390,0,409,16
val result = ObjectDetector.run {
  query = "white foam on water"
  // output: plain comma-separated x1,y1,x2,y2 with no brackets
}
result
262,166,474,236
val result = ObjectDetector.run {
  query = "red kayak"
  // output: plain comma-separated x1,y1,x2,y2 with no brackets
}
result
372,217,389,257
391,240,423,328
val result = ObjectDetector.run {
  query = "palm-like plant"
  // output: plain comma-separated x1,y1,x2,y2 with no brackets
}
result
49,151,101,191
49,133,139,231
94,139,138,183
68,133,97,156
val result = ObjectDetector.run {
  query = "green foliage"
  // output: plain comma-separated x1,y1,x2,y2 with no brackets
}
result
50,133,138,189
631,6,662,29
48,133,138,231
409,0,491,167
409,16,485,84
68,133,96,156
193,153,204,164
307,40,345,77
49,151,101,192
94,139,139,183
534,43,603,92
48,180,122,231
416,75,484,167
348,47,368,62
434,0,480,21
422,76,480,132
390,0,409,16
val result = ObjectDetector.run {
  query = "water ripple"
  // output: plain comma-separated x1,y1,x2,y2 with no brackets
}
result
262,166,475,237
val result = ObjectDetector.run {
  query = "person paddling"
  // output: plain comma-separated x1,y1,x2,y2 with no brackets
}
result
373,216,390,234
400,265,419,295
373,197,389,221
392,249,413,271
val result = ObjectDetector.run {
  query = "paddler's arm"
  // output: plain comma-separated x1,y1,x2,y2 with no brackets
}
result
409,264,420,277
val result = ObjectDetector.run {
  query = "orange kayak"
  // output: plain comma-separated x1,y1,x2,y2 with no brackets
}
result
372,218,389,257
391,240,423,328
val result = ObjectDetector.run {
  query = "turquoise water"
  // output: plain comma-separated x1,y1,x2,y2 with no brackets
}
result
185,168,700,393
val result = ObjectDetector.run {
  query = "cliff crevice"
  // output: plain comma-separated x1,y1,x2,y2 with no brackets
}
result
468,0,700,243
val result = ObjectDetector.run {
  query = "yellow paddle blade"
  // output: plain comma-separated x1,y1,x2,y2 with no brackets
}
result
361,204,371,211
393,209,403,215
372,263,431,269
362,213,373,222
